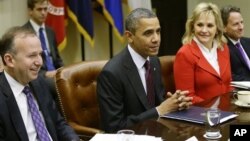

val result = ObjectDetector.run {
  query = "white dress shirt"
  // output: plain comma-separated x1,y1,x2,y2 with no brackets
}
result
128,45,149,94
4,71,52,141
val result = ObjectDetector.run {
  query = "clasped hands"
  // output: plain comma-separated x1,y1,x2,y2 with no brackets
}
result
156,90,193,116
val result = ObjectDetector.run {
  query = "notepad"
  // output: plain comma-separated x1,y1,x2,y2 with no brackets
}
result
160,106,238,124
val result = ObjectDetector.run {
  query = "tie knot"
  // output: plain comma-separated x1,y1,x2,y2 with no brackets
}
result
39,27,44,32
23,86,31,95
144,60,150,70
235,42,241,48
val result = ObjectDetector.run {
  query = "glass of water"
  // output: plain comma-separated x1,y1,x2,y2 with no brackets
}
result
204,108,221,139
117,129,135,141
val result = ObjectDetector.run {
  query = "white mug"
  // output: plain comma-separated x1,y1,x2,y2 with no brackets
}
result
235,91,250,104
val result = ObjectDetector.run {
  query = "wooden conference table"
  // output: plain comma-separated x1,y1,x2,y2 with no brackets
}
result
129,100,250,141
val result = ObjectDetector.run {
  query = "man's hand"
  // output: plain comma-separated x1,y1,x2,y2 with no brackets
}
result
156,90,192,116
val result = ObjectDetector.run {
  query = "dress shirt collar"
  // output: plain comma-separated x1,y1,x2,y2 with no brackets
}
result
29,19,45,35
227,36,240,46
4,71,25,98
128,45,149,69
193,36,218,53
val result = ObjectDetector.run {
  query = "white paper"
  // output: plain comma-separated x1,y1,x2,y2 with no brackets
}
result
185,136,198,141
90,133,162,141
231,81,250,89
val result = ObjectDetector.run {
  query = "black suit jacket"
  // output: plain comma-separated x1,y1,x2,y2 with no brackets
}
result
22,21,64,75
97,47,165,133
0,72,79,141
226,36,250,80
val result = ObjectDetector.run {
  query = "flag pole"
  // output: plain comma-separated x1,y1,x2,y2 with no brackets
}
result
80,35,85,60
109,23,113,58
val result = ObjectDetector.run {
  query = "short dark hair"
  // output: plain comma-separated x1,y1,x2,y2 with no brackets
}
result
220,5,241,26
125,8,157,34
0,26,36,65
27,0,48,9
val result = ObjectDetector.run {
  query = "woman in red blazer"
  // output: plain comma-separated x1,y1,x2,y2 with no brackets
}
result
174,2,232,110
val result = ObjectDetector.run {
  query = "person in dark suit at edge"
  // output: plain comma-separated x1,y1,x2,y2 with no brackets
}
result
22,0,64,100
97,8,193,133
221,5,250,81
0,26,79,141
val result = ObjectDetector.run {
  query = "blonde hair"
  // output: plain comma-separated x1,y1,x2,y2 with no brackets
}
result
182,2,227,49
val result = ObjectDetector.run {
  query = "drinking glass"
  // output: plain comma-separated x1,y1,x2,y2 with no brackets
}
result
117,129,135,141
204,108,221,139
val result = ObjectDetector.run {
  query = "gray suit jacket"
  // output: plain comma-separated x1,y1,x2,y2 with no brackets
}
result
226,36,250,80
0,72,79,141
97,47,165,133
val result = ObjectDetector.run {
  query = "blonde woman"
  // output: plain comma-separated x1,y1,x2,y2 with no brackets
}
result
174,2,232,110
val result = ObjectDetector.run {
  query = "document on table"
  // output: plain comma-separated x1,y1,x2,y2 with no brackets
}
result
231,81,250,89
90,133,162,141
160,106,238,124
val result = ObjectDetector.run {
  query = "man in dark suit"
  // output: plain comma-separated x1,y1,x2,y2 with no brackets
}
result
97,8,193,133
221,5,250,81
0,26,79,141
22,0,63,99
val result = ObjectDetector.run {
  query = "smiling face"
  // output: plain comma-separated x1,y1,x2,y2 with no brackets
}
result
224,12,244,41
5,35,43,85
126,17,161,59
193,13,217,48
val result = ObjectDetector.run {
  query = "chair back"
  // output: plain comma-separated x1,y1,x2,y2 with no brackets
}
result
55,60,107,137
55,56,175,138
159,55,176,93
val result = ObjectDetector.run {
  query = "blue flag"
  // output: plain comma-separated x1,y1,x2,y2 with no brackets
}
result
97,0,124,42
66,0,94,46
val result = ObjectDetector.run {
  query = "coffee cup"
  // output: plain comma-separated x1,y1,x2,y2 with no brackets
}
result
235,91,250,105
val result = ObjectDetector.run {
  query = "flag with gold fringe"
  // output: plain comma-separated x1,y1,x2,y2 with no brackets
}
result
66,0,94,46
46,0,66,51
97,0,124,42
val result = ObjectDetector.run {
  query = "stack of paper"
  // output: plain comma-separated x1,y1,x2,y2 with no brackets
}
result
231,81,250,89
90,133,162,141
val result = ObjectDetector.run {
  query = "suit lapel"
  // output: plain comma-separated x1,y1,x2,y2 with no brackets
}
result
240,38,250,56
45,27,53,54
123,49,151,109
217,46,229,77
0,74,29,141
190,41,220,78
240,39,250,69
228,38,247,65
150,57,163,103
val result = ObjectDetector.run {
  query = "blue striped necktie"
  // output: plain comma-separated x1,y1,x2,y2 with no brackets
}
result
23,86,51,141
39,28,55,71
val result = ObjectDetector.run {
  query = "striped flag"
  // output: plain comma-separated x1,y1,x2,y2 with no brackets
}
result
66,0,94,46
97,0,124,42
46,0,66,51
